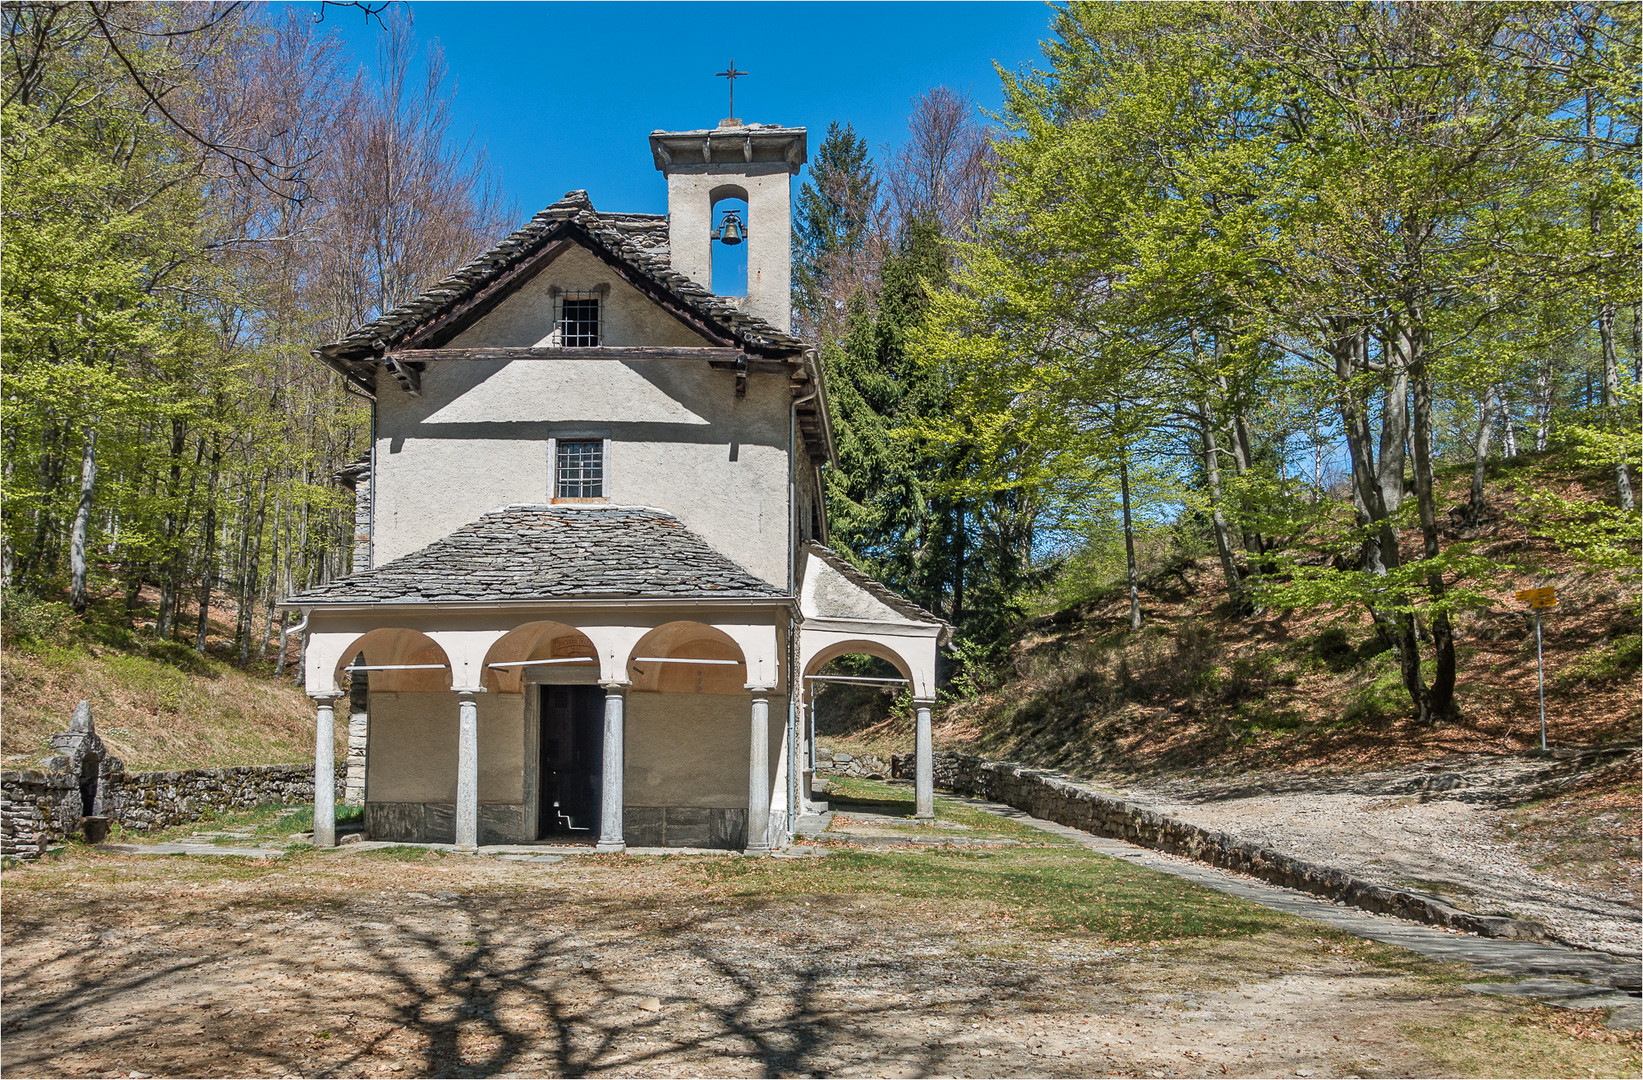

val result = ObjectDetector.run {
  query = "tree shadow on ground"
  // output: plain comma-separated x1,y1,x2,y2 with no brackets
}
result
1,884,1046,1078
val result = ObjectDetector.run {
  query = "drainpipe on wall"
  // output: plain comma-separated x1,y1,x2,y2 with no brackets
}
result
789,354,821,834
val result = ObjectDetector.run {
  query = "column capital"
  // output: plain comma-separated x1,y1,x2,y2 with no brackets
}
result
744,683,777,695
913,697,937,708
599,679,631,691
310,691,345,703
454,686,486,698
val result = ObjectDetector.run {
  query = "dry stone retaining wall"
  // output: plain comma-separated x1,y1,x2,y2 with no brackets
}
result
2,765,342,859
892,750,1548,942
813,747,893,779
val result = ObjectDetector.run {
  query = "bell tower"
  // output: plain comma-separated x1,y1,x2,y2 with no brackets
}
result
649,121,807,333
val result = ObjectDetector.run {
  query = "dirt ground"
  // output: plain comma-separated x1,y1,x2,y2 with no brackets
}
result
3,838,1637,1079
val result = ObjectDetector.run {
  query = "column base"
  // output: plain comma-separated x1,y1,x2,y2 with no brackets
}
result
453,845,478,855
913,812,935,822
595,839,627,854
743,844,771,857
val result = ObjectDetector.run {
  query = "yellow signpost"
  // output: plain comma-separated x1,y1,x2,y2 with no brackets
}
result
1515,586,1557,749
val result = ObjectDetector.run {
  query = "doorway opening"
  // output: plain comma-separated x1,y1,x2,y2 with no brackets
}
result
538,684,604,840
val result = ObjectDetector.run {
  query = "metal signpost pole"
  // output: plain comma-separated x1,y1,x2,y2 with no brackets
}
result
1516,585,1556,753
1536,609,1547,751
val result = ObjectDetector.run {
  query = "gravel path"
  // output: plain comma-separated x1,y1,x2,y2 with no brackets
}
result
1104,749,1641,957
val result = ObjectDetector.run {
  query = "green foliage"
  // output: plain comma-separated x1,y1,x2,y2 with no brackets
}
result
1557,631,1642,689
0,587,78,647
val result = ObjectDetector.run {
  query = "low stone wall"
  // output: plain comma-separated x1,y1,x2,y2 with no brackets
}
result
893,750,1547,942
2,764,342,859
814,747,893,779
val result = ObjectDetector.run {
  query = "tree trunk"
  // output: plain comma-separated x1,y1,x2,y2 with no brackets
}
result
194,439,223,653
69,426,98,613
1198,403,1244,610
1501,396,1517,459
1409,339,1456,724
1467,384,1497,518
155,420,189,638
1598,304,1635,512
1119,441,1141,632
1534,356,1552,452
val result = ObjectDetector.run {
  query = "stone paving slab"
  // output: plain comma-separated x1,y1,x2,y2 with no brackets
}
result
933,793,1642,1029
101,842,287,859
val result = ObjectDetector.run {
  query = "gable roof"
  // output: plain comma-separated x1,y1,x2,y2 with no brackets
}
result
800,542,952,642
284,505,787,606
316,190,808,388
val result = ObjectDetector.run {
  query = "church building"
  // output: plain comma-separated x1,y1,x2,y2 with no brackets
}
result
283,119,948,854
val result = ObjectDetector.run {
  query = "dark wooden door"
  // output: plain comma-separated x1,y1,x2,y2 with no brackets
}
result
538,685,604,839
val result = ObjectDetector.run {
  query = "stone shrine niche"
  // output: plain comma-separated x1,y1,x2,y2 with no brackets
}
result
45,701,121,828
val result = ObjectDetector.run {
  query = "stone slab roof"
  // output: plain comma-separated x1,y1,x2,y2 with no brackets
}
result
800,543,951,640
318,190,807,371
285,506,786,605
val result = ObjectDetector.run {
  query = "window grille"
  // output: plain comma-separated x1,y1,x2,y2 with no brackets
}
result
558,294,601,347
556,440,603,498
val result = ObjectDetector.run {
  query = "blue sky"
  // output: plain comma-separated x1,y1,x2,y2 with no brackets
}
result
320,2,1058,220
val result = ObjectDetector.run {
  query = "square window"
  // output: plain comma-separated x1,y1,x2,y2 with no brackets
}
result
559,296,600,347
556,440,603,498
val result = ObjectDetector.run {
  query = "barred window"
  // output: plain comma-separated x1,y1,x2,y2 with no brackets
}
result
558,295,601,347
556,440,603,498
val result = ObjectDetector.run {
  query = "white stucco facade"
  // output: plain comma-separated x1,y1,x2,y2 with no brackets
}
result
289,120,943,854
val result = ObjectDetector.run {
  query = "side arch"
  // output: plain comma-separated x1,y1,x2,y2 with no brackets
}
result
801,639,915,686
329,628,452,694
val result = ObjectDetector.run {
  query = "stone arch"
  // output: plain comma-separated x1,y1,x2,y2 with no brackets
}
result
626,621,747,696
330,628,452,694
802,639,916,687
480,621,599,694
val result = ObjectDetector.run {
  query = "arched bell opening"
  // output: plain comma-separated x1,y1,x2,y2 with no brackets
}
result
709,183,750,299
331,628,453,693
480,621,599,694
627,621,748,696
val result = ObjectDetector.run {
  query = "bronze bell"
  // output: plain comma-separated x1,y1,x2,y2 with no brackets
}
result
717,209,744,246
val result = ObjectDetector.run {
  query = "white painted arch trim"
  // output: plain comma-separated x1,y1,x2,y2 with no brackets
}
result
797,622,940,702
302,607,786,696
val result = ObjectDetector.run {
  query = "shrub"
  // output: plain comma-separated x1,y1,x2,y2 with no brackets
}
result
1,588,78,648
1311,627,1358,672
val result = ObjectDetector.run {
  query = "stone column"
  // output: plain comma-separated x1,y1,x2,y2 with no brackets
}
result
596,681,628,854
914,699,935,821
746,687,773,855
311,692,342,847
455,690,481,850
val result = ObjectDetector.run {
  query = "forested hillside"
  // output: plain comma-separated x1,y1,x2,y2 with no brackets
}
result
2,3,506,657
800,2,1639,740
3,2,1637,771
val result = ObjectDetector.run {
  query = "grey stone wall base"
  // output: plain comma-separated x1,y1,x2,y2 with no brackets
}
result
891,751,1549,944
622,806,747,849
3,764,346,860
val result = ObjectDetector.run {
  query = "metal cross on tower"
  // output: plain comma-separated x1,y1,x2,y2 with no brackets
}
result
716,60,746,123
